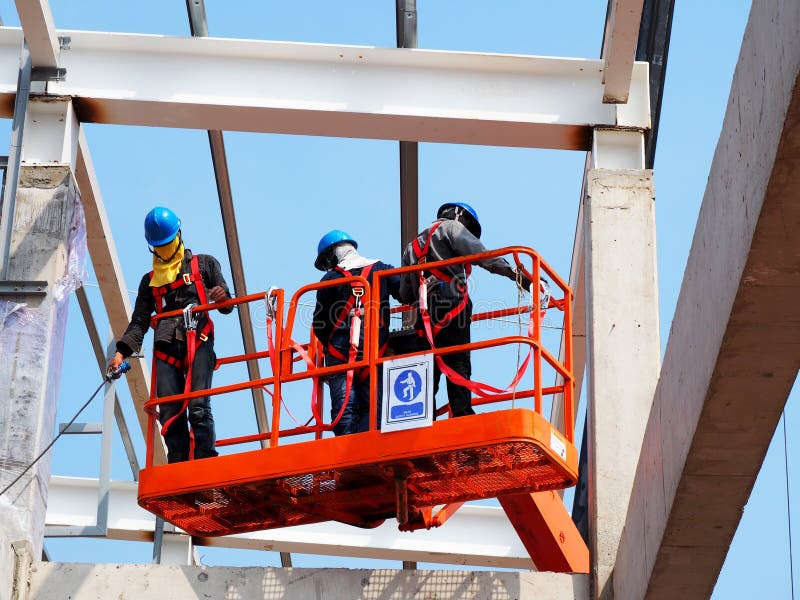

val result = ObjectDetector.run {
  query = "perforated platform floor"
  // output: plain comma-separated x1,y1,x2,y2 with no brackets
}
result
138,408,578,536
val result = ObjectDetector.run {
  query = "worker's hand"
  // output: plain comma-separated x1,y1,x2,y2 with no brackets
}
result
107,352,124,376
208,286,228,303
515,270,533,293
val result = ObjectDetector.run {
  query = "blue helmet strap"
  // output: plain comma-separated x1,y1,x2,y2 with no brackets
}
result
149,230,183,263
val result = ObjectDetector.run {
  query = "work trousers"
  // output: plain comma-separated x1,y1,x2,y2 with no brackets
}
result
326,349,382,436
417,296,476,418
156,341,218,463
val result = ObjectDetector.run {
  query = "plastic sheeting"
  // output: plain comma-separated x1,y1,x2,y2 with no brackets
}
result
0,187,86,556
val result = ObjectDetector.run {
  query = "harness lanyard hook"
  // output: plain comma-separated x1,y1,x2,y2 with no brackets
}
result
539,279,551,312
183,303,198,332
265,287,279,320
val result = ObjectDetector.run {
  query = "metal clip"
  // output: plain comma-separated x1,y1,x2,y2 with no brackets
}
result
265,286,279,320
352,287,365,298
183,273,192,286
182,303,198,332
199,333,208,342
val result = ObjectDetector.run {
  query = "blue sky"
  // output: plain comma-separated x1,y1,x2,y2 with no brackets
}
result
1,0,794,596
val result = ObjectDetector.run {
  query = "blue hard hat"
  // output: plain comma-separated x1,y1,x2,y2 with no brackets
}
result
315,230,357,270
438,202,481,238
144,206,181,247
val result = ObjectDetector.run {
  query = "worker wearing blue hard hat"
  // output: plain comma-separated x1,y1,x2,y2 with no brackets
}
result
108,206,234,463
399,202,532,417
312,230,402,435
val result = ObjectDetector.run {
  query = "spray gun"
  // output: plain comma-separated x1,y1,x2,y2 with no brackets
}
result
107,360,131,381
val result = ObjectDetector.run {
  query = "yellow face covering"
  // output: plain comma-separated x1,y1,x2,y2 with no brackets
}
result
150,237,185,287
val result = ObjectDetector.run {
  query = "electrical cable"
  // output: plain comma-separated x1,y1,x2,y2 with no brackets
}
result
784,409,795,600
0,364,128,498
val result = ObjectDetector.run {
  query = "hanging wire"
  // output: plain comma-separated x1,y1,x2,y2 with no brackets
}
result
784,409,796,600
0,378,108,497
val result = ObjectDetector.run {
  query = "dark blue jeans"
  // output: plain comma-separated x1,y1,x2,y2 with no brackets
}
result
156,341,218,463
326,351,381,436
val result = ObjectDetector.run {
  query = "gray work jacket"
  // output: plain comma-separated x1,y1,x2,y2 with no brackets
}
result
399,219,517,304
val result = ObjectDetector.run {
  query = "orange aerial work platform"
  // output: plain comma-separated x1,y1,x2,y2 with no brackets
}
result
137,247,579,543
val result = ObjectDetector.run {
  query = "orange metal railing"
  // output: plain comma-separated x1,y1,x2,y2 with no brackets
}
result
142,247,574,468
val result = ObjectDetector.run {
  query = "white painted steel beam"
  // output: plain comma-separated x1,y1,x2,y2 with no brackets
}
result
13,0,58,68
592,129,645,169
602,0,645,103
0,27,650,149
46,476,535,568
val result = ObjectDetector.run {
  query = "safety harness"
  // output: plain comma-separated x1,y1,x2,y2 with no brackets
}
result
411,221,472,338
149,255,214,450
413,223,537,401
285,265,377,433
325,264,374,363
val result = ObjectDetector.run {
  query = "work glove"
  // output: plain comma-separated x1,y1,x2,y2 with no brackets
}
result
514,269,533,293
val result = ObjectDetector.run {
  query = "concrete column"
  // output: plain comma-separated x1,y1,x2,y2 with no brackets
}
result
584,168,660,599
0,97,82,558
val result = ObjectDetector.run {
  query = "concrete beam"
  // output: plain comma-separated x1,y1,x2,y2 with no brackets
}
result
28,563,589,600
0,27,650,149
584,169,659,599
614,1,800,597
74,128,166,466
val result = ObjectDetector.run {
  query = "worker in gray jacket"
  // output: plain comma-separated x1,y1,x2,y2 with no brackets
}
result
399,202,531,417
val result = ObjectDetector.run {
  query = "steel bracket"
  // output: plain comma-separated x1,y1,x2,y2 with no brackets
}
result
31,66,66,82
0,280,48,296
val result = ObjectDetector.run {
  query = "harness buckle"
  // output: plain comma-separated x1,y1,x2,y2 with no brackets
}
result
418,256,427,264
183,273,192,286
199,333,209,342
352,286,365,298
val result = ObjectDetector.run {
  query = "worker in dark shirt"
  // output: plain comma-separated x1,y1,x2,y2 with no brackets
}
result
399,202,531,418
108,207,233,463
312,230,401,435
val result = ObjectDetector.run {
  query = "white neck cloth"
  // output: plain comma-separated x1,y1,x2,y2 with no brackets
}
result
335,244,378,271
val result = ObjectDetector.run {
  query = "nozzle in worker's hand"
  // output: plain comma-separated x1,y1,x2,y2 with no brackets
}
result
107,360,131,380
107,352,126,380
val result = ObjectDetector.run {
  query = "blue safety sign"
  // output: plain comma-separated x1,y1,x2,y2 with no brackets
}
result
382,354,434,432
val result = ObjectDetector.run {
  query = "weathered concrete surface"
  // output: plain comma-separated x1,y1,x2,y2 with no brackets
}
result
9,542,33,600
27,564,589,600
0,166,81,558
0,529,12,600
614,1,800,598
583,169,660,599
